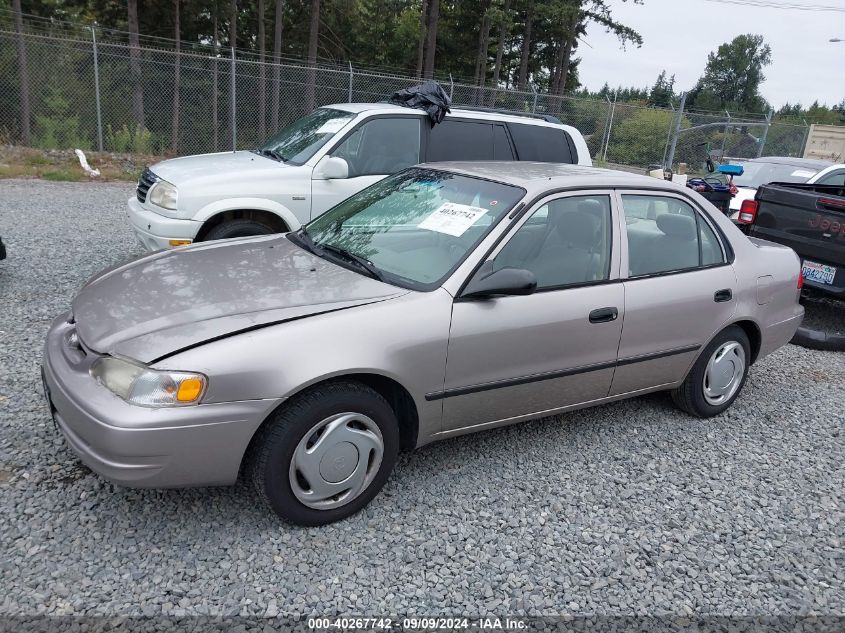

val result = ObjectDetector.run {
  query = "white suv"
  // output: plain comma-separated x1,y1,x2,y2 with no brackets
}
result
127,103,592,250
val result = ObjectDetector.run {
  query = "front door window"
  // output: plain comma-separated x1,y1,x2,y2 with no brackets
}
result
492,195,613,288
331,118,421,178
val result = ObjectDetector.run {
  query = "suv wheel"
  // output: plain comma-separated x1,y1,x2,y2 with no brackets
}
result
204,219,275,241
671,325,751,418
250,381,399,526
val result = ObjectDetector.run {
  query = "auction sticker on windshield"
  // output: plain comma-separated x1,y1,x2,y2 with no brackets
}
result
801,259,836,285
418,203,488,237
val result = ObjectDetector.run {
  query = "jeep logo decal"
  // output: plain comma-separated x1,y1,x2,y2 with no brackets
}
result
809,214,845,237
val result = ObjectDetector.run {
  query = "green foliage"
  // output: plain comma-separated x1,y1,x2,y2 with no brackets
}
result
24,153,50,166
34,85,89,150
41,169,83,182
16,0,641,94
762,123,807,158
577,81,650,104
7,0,839,163
776,100,844,125
105,125,154,154
605,107,677,167
648,70,675,108
689,34,772,113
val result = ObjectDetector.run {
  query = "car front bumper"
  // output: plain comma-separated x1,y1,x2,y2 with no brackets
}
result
42,312,279,488
127,196,202,252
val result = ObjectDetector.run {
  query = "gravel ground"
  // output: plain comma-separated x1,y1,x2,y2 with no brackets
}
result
0,180,843,622
801,294,845,336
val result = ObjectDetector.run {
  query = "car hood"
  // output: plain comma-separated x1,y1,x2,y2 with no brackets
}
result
72,235,407,363
150,150,291,185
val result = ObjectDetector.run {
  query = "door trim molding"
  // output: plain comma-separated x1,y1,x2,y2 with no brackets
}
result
425,344,700,401
615,344,700,367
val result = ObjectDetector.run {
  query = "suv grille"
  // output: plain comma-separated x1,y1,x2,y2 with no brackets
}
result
136,168,158,203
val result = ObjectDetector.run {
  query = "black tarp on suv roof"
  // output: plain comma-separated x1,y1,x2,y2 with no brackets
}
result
389,81,452,124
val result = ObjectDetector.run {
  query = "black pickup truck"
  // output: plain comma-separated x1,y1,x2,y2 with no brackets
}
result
737,181,845,297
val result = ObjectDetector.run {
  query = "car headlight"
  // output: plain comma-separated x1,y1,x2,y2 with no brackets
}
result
91,357,206,407
149,180,178,210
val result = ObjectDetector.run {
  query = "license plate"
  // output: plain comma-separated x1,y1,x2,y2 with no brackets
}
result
801,260,836,286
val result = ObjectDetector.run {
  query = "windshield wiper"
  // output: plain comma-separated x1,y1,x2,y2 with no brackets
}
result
318,242,386,282
254,148,286,162
293,228,386,282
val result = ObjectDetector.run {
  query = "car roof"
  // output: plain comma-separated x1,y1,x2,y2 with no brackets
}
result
745,156,833,169
325,102,566,128
417,161,691,196
815,163,845,176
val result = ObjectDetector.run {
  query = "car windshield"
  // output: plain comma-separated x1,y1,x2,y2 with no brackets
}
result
301,168,525,290
257,108,354,165
732,162,820,188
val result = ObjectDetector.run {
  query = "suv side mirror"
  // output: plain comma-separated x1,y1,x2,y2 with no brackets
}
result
315,156,349,180
461,266,537,299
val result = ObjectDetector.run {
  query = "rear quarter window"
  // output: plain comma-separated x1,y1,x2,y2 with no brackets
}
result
508,123,574,163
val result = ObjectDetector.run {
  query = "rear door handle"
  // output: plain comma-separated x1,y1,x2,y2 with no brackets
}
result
714,289,732,302
589,307,618,323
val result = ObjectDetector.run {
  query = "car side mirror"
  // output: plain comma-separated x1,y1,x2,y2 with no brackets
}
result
315,156,349,180
461,265,537,299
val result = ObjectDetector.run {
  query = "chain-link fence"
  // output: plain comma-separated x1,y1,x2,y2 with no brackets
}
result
0,18,811,174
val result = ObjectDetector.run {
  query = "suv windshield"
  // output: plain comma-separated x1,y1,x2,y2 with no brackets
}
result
258,108,354,165
298,168,525,290
733,162,820,188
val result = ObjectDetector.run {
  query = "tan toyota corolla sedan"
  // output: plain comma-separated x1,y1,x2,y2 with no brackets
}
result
42,163,804,525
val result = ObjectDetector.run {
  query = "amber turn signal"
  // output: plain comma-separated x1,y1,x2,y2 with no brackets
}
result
176,377,204,402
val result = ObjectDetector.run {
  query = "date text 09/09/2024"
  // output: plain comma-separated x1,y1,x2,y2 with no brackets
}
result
307,617,528,630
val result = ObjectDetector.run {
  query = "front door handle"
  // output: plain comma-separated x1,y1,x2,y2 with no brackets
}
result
714,289,732,303
589,307,618,324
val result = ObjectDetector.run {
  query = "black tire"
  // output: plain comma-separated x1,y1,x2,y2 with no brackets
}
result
203,219,276,241
671,325,751,418
249,380,400,526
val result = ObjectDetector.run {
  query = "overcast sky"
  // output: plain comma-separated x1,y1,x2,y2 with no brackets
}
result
578,0,845,109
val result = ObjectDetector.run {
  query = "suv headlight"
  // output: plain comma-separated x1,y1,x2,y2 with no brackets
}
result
91,357,206,407
149,180,178,210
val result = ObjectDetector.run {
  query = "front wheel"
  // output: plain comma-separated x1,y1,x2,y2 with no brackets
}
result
203,219,276,241
671,325,751,418
250,381,399,526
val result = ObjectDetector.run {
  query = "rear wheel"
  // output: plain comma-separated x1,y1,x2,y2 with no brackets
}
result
203,219,276,241
250,381,399,526
671,325,750,418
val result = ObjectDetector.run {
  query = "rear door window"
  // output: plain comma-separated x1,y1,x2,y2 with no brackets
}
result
621,194,726,277
427,120,494,162
508,123,574,163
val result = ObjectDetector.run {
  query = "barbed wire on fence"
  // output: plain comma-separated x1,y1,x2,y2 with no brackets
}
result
0,21,810,173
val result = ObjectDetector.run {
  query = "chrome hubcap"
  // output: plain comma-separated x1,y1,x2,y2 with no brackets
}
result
702,341,746,406
289,412,384,510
